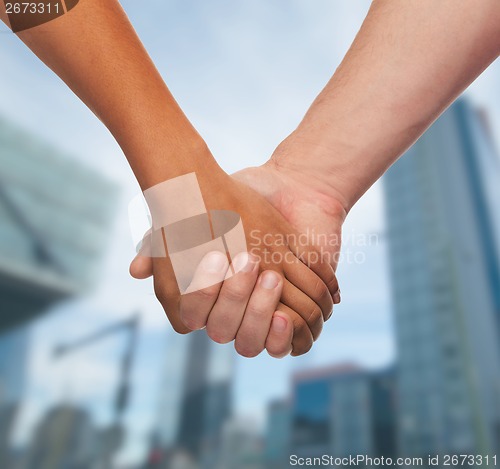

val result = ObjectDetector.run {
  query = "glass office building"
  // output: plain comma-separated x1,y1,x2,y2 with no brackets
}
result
384,100,500,458
264,399,291,469
0,326,30,460
0,116,118,332
291,367,334,458
290,365,396,460
25,404,95,469
0,327,29,404
0,116,117,460
155,329,234,468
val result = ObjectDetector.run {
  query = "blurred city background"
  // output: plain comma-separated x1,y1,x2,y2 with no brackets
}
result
0,1,499,468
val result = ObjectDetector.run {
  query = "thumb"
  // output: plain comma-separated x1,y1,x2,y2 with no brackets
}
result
130,254,154,279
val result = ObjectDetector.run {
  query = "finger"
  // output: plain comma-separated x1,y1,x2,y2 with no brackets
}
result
288,240,339,299
265,312,293,358
280,279,324,341
130,229,154,279
234,270,282,358
333,289,341,305
130,254,154,279
275,303,314,356
205,253,259,344
179,251,229,330
283,253,333,321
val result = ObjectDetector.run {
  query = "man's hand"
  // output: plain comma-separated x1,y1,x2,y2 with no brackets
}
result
233,154,346,291
131,165,339,358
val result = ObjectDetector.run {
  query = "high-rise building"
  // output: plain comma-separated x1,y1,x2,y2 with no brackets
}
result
0,327,29,464
384,99,500,459
219,417,263,469
290,364,396,461
155,330,234,468
25,404,96,469
0,116,117,464
0,116,118,332
0,327,29,405
0,115,117,394
263,399,291,469
155,330,190,453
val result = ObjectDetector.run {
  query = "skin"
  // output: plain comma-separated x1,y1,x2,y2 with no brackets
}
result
0,0,338,358
3,0,499,356
267,0,500,214
131,0,500,351
148,170,338,357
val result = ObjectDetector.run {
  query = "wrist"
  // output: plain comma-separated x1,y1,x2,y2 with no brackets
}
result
268,131,358,214
123,132,224,191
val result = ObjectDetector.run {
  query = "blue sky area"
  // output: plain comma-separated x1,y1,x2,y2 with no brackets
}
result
1,0,499,464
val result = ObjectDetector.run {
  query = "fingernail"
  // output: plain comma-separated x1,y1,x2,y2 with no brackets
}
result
232,252,256,273
261,271,280,289
272,315,287,333
326,308,333,320
333,291,341,304
202,252,227,273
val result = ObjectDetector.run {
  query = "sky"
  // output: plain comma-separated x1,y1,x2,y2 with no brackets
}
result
1,0,499,464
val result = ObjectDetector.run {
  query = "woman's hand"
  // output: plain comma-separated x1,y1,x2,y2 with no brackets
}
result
131,163,339,358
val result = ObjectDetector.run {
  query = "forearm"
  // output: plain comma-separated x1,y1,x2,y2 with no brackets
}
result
273,0,500,212
1,0,214,189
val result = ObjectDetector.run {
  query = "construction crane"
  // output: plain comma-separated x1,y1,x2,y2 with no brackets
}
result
53,314,140,467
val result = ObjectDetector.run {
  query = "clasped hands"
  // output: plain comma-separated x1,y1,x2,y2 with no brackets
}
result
130,143,346,359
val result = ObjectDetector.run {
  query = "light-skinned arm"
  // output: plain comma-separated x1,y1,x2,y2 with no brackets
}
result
267,0,500,214
131,0,500,328
218,0,500,278
1,0,339,357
